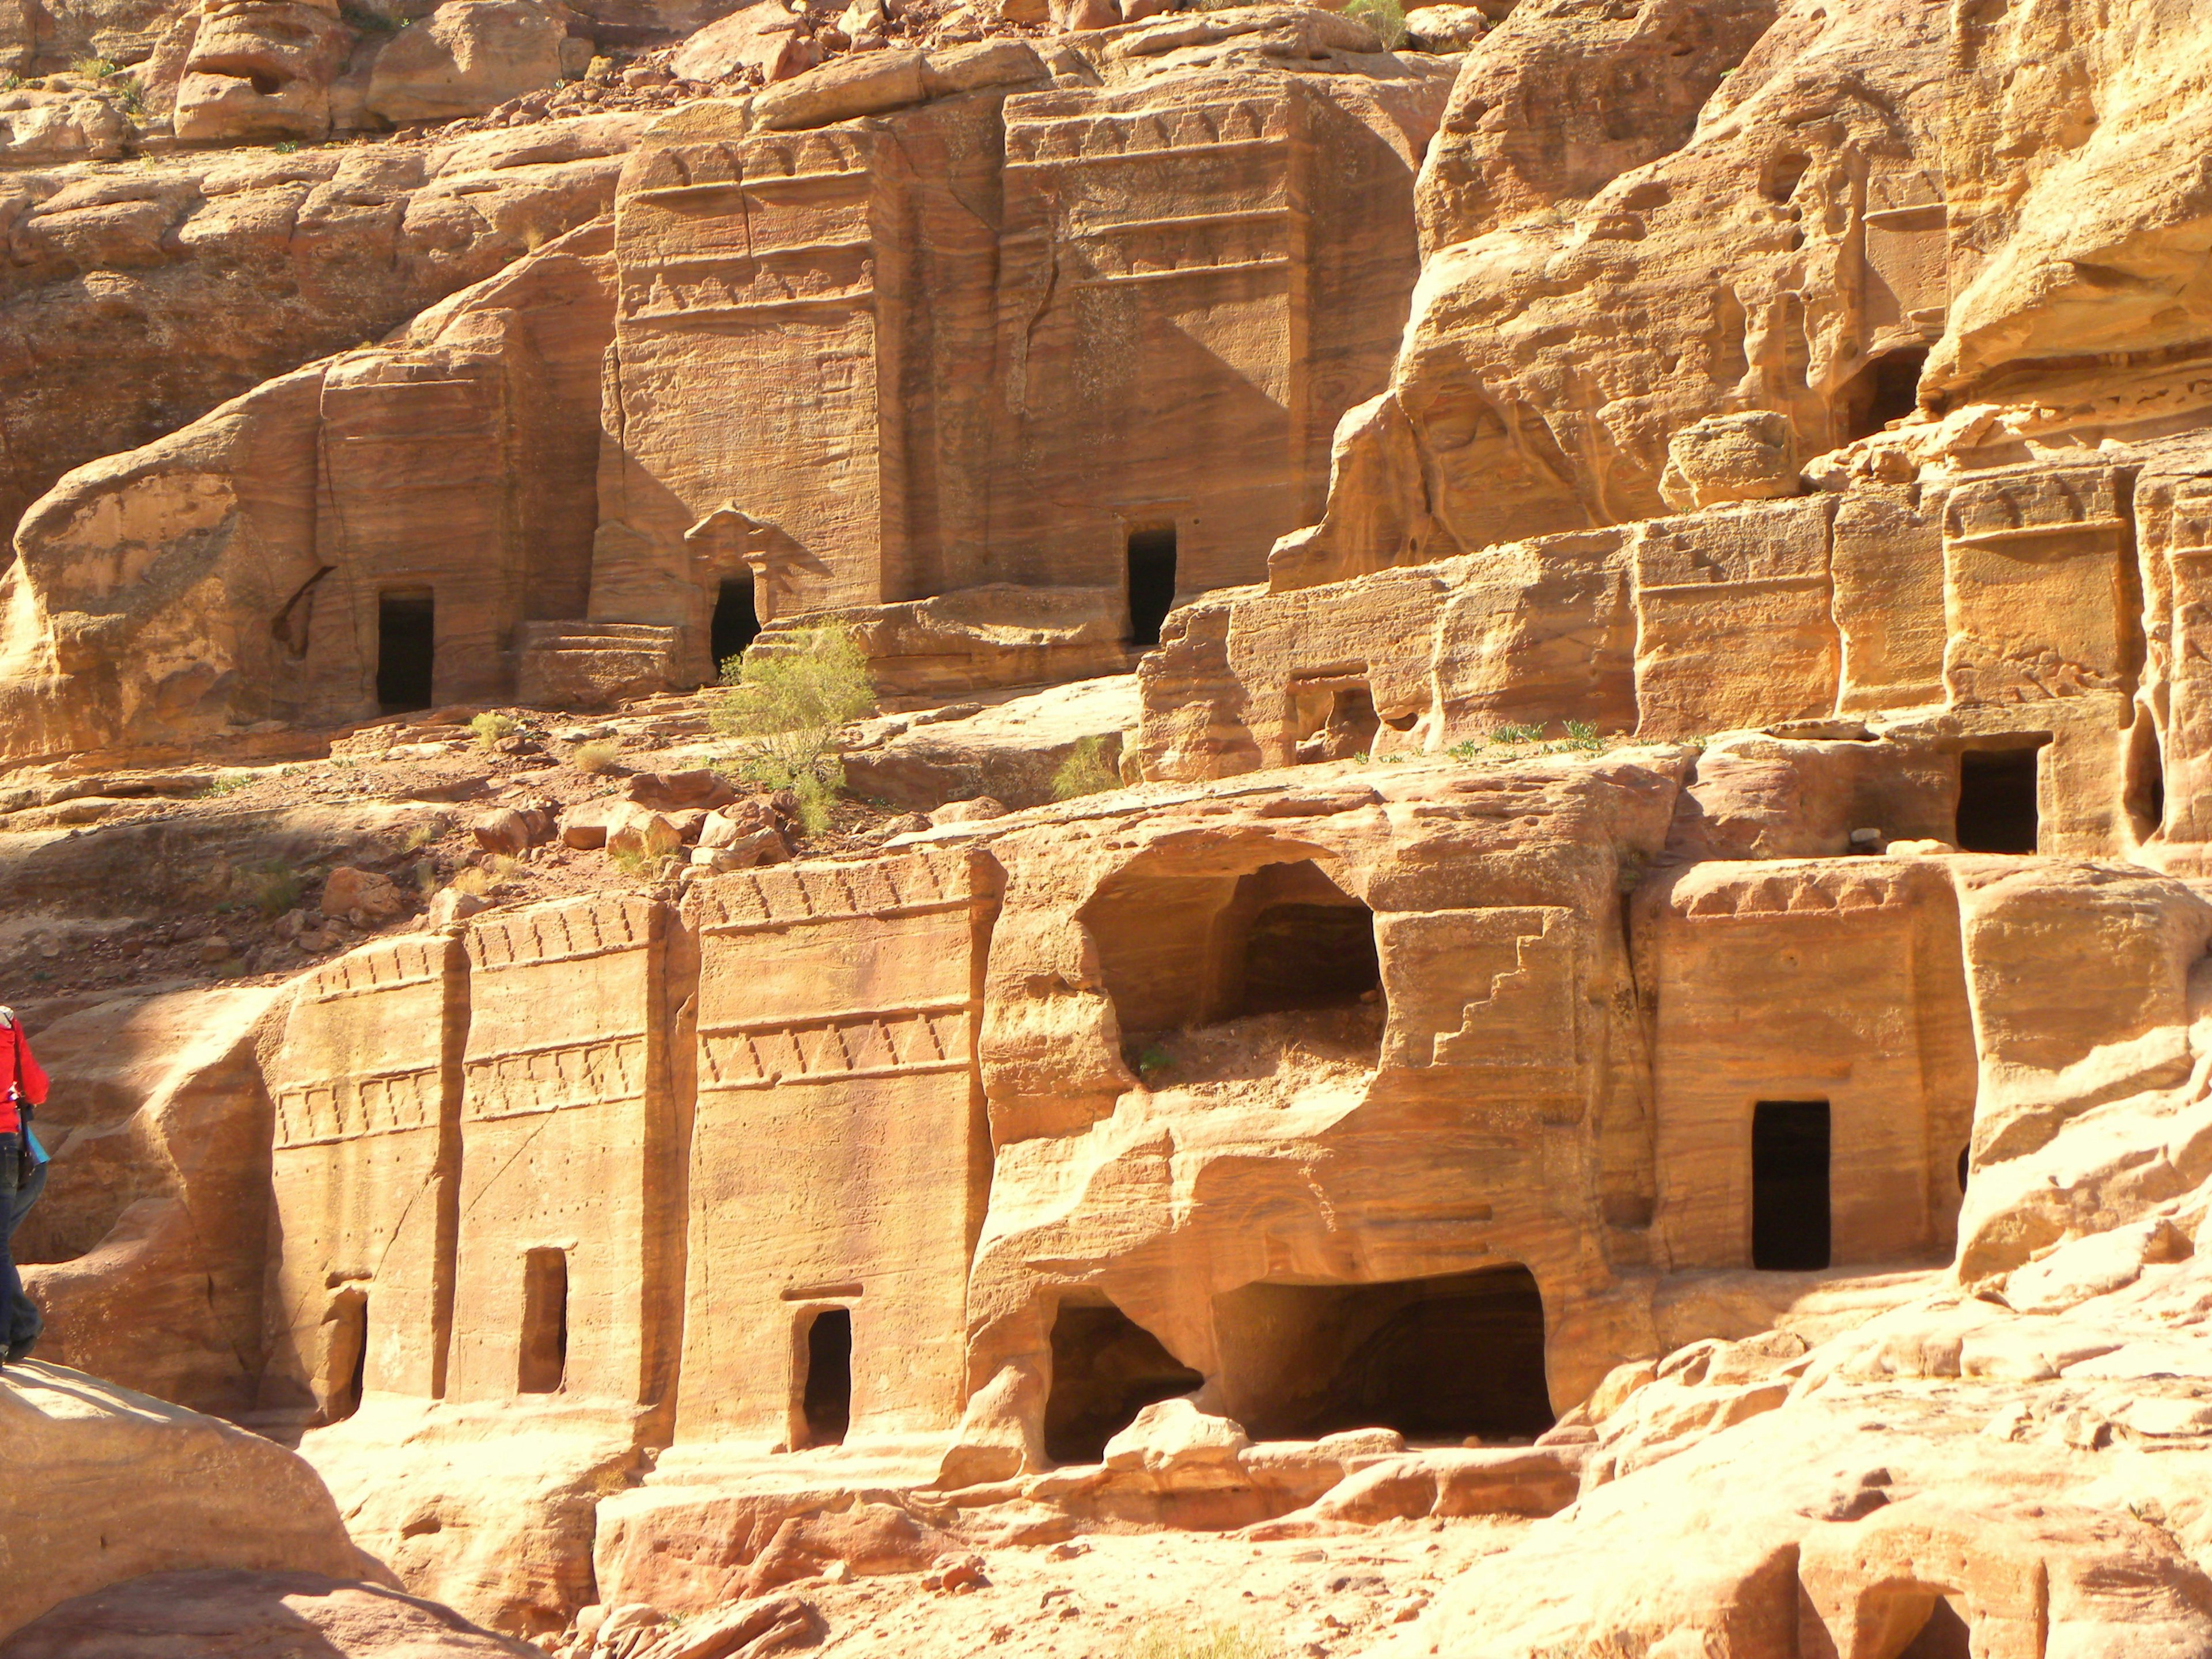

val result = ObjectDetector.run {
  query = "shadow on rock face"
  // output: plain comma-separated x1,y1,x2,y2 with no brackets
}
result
0,1570,544,1659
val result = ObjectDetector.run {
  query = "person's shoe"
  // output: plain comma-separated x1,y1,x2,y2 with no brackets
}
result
2,1339,32,1365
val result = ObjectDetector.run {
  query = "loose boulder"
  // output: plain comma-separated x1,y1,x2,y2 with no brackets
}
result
0,1366,372,1641
366,0,569,123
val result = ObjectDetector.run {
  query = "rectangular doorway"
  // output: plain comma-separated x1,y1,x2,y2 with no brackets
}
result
800,1308,852,1446
1751,1100,1831,1270
1955,744,2044,854
377,589,435,713
1126,525,1177,647
518,1247,568,1393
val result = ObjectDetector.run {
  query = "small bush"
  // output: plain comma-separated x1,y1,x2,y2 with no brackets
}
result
272,139,301,154
1343,0,1408,47
570,738,621,774
1051,735,1120,801
710,622,874,838
402,821,440,853
1128,1623,1277,1659
1136,1043,1172,1081
1445,737,1487,760
68,54,122,78
1492,722,1545,744
248,861,304,919
470,711,521,750
450,866,494,897
197,772,257,798
1564,719,1605,753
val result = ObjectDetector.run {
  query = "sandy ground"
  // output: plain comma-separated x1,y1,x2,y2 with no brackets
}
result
776,1523,1527,1659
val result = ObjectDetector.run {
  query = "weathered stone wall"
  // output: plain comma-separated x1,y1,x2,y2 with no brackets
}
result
261,932,465,1419
1130,430,2212,872
451,895,681,1410
674,850,997,1449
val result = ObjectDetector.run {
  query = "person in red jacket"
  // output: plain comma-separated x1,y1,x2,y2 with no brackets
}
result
0,1005,50,1366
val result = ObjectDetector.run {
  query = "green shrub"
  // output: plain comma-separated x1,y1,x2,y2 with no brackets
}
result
1344,0,1408,48
470,711,521,749
1051,734,1120,801
67,54,122,78
1563,718,1605,753
710,622,874,838
1492,722,1545,744
247,860,304,918
197,772,258,798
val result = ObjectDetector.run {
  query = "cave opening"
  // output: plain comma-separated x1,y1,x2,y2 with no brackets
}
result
1897,1596,1972,1659
711,575,760,676
1044,1300,1203,1465
1752,1100,1831,1270
1292,680,1382,764
518,1247,569,1395
801,1308,853,1447
1214,1267,1555,1442
1082,857,1381,1050
1954,744,2044,854
1237,899,1381,1017
1842,346,1929,440
376,589,435,713
1126,525,1178,647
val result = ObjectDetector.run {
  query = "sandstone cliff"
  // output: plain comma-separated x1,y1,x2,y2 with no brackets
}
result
0,0,2210,1654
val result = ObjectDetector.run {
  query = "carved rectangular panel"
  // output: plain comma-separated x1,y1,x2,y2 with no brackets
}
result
1650,861,1974,1270
1942,465,2134,706
675,848,999,1444
263,933,464,1406
449,895,675,1407
1633,497,1840,737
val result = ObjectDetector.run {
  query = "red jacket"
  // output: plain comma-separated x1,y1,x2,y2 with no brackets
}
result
0,1013,48,1136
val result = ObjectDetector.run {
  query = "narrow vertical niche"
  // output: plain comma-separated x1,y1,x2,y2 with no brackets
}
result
801,1308,852,1448
377,588,436,713
1751,1100,1831,1271
518,1247,569,1395
711,575,760,678
1126,524,1178,647
325,1289,368,1424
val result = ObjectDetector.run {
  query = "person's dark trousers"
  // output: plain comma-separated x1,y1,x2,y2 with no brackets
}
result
5,1152,43,1357
0,1134,19,1365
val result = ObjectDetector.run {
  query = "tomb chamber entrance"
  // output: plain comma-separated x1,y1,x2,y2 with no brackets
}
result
1213,1267,1555,1442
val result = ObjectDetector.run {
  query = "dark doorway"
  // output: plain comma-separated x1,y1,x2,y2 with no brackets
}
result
1045,1300,1203,1465
1899,1597,1972,1659
711,576,760,678
1215,1267,1554,1442
1842,346,1929,440
1957,1144,1971,1194
1955,745,2043,854
518,1248,569,1394
1238,903,1380,1016
1752,1100,1831,1270
377,589,435,713
801,1308,853,1447
326,1290,368,1424
1126,525,1178,647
